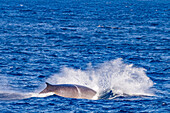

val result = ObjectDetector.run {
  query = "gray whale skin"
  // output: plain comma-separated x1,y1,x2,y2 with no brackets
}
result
40,82,97,99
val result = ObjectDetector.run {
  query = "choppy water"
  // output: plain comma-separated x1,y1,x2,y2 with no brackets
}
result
0,0,169,112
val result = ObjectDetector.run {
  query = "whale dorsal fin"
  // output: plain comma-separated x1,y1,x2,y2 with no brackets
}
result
45,82,52,87
39,82,53,94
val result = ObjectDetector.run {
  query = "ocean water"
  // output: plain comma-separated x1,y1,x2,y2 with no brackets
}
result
0,0,169,112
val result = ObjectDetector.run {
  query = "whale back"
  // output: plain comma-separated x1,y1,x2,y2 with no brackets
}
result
40,82,97,99
39,82,56,94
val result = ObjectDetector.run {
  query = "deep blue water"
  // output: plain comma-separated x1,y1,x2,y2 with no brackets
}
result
0,0,169,112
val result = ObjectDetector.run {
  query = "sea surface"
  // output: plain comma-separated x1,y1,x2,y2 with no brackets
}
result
0,0,169,112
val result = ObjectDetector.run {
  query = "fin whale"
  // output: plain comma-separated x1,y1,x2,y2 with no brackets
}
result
40,82,97,99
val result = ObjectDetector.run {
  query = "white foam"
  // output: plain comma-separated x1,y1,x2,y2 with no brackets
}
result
92,93,99,100
30,92,55,98
0,58,154,100
47,58,155,98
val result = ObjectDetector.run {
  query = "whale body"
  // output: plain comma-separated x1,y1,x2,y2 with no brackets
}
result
40,82,97,99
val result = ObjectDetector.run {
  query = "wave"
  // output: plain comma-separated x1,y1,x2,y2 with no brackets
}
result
0,58,154,100
47,58,154,99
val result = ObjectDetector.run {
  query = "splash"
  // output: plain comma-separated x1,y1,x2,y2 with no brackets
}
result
0,58,154,100
0,91,31,100
47,58,154,99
